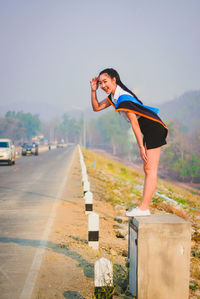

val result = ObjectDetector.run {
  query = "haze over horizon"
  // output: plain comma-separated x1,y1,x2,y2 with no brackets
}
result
0,0,199,113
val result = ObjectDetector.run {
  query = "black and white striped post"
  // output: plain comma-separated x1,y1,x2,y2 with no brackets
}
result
84,191,93,214
82,171,88,185
81,163,87,180
88,212,99,250
81,162,87,176
94,257,113,298
78,146,87,179
83,179,90,195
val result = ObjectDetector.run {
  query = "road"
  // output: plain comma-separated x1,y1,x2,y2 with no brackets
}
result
0,144,76,299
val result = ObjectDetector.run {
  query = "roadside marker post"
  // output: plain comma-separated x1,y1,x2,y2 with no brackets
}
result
84,191,93,214
82,172,88,185
94,257,113,298
88,212,99,250
83,180,90,195
81,164,87,175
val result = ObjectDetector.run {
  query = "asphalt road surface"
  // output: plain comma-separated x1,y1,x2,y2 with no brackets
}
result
0,144,76,299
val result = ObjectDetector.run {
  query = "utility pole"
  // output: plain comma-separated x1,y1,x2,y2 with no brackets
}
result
83,111,86,148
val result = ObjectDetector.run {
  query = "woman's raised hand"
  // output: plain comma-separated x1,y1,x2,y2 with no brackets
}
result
90,77,99,91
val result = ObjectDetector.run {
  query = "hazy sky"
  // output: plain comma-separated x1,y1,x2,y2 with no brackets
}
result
0,0,199,111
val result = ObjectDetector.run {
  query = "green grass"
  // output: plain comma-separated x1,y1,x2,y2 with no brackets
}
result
152,196,164,204
189,284,198,290
107,162,114,170
190,190,198,195
176,198,187,205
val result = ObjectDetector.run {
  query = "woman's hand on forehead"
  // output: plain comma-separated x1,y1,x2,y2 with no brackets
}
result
90,76,99,91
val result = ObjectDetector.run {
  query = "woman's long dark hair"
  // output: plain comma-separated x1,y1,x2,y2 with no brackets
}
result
99,68,143,104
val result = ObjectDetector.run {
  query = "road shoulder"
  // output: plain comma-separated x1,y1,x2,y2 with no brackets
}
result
31,147,128,299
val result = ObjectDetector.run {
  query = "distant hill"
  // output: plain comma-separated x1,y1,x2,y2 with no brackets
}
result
0,100,103,121
158,90,200,130
1,90,199,128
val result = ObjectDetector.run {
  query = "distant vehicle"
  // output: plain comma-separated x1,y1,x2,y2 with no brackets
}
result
21,144,32,156
56,143,64,148
21,143,39,156
0,139,16,165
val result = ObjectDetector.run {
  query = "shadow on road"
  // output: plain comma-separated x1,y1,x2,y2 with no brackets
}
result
63,290,85,298
0,237,94,279
0,185,78,204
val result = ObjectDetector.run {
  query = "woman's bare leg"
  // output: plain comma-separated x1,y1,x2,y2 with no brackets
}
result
139,147,161,210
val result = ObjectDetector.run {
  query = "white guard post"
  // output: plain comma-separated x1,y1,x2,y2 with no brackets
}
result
88,212,99,249
94,257,113,298
84,191,93,214
83,180,90,195
82,172,88,184
81,164,87,177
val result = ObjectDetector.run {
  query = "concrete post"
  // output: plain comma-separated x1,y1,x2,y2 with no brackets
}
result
94,257,113,298
81,164,87,175
81,167,87,179
128,214,191,299
88,212,99,249
84,191,93,214
82,173,88,185
83,180,90,195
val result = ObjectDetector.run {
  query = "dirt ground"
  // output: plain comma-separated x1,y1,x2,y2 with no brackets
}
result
32,147,128,299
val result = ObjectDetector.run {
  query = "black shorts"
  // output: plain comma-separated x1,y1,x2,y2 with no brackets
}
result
138,117,167,149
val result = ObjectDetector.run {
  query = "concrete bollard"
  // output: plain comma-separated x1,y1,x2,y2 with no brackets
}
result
84,191,93,214
81,160,87,171
83,180,90,195
82,172,88,185
88,212,99,249
94,257,113,298
128,214,191,299
81,167,87,178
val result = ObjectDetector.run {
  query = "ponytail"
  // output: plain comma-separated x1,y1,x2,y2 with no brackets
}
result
99,68,143,104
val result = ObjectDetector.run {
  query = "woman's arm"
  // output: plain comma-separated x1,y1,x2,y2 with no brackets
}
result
91,91,111,111
126,111,147,163
90,77,111,111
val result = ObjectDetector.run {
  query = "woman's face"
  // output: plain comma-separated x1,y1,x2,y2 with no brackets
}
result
99,73,117,94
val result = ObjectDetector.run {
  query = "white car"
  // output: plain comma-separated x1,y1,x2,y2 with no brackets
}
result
0,139,16,165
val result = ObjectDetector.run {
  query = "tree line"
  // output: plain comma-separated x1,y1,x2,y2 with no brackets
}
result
0,111,41,142
160,121,200,183
1,109,199,183
0,111,83,144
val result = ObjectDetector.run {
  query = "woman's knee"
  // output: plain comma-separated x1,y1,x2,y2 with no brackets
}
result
144,164,157,178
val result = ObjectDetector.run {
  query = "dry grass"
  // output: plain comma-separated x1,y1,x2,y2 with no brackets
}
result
82,148,200,297
83,148,200,213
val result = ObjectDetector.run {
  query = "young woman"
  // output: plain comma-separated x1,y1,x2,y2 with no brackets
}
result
90,68,168,217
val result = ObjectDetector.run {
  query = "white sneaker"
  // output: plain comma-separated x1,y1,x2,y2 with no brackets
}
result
126,207,151,217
